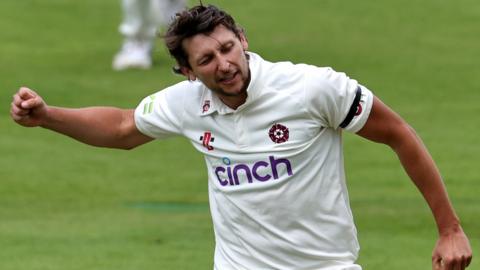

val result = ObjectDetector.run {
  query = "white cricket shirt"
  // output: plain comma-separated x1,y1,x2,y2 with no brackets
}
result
135,52,373,270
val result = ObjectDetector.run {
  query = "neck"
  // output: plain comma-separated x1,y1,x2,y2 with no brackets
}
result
219,92,248,110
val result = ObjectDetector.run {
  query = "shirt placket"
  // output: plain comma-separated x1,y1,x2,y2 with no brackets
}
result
233,111,249,149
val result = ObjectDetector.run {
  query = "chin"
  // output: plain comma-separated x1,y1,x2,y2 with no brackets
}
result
224,86,246,97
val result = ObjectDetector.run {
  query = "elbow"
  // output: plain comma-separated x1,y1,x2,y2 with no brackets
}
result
113,129,153,151
93,139,139,151
118,143,140,151
385,123,419,152
114,145,135,151
109,110,153,150
111,135,144,150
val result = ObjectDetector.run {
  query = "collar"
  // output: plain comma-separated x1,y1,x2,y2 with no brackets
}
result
198,52,262,116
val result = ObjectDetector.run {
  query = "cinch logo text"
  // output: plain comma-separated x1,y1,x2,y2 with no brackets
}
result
215,156,293,186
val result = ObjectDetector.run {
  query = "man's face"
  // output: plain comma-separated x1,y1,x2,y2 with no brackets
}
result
182,25,250,107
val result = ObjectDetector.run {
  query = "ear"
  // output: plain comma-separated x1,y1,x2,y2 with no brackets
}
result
180,66,197,81
239,33,249,51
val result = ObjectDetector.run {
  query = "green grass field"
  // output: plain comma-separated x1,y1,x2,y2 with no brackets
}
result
1,0,479,269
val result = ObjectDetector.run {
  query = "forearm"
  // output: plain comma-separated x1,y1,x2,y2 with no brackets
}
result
390,126,460,234
41,106,136,149
357,97,472,267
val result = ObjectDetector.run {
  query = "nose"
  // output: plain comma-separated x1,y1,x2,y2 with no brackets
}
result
217,56,230,72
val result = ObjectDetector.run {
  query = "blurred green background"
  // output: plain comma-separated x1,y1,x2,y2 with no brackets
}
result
1,0,478,269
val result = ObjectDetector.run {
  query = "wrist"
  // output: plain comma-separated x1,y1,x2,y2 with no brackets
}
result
438,218,462,236
39,105,54,128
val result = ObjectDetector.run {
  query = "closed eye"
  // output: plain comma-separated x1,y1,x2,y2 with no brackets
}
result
196,42,235,66
198,55,213,66
220,42,234,54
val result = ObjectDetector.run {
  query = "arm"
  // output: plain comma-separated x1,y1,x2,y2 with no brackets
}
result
10,87,153,149
356,96,472,270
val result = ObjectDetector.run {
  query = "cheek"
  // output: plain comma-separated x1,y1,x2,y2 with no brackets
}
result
196,68,219,84
240,56,249,74
194,66,214,79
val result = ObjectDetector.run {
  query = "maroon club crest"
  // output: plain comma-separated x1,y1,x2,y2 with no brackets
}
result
269,124,289,144
202,100,211,113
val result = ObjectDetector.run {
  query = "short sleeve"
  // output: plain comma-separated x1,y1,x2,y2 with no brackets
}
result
134,85,185,139
305,66,373,133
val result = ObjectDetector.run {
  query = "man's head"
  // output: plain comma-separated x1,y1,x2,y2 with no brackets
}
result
165,4,245,72
164,4,250,108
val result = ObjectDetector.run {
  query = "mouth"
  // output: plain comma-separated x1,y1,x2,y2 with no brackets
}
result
218,71,239,85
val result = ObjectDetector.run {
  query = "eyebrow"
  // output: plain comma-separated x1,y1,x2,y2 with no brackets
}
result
194,39,235,64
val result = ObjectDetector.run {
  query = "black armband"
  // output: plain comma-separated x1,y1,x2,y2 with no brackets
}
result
339,86,362,128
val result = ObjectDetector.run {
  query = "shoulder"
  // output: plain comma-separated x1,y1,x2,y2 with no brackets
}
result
134,80,205,138
159,80,203,100
148,80,203,108
257,55,335,91
262,59,306,87
303,65,354,91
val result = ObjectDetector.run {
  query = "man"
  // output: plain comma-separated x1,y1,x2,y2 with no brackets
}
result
10,4,472,270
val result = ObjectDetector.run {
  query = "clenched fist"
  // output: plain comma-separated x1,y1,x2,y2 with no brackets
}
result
10,87,48,127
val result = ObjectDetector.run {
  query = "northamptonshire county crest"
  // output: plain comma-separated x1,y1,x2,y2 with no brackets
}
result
269,123,289,144
200,131,215,151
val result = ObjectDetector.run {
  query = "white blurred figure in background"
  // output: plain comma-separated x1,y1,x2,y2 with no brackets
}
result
113,0,186,70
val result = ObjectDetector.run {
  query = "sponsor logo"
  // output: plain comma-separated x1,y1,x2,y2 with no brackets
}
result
215,156,293,186
200,132,214,151
269,123,289,144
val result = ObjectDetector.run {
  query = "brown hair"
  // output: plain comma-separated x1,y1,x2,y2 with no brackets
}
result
164,4,244,74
